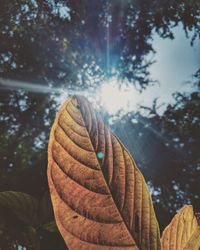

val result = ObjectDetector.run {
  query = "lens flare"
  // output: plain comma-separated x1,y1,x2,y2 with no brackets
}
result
0,77,141,115
0,78,60,94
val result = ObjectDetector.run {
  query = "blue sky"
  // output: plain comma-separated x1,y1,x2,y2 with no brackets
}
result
139,24,200,113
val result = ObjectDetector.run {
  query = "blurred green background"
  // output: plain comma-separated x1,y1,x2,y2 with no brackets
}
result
0,0,200,249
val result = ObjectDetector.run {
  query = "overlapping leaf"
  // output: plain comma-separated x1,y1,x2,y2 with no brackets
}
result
162,205,200,250
48,96,161,250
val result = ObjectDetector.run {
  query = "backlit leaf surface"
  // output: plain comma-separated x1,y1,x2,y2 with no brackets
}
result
48,96,161,250
162,205,200,250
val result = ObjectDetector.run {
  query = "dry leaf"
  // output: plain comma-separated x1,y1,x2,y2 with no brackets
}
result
162,205,200,250
47,96,161,250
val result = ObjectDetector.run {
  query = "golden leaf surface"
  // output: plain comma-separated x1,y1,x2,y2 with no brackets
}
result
47,96,161,250
162,205,200,250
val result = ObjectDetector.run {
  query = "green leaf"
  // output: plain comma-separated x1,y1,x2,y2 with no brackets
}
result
42,221,58,233
0,191,39,227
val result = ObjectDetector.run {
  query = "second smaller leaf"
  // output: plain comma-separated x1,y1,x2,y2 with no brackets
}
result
162,205,200,250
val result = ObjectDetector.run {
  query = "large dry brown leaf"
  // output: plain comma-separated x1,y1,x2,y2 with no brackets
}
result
47,96,161,250
162,205,200,250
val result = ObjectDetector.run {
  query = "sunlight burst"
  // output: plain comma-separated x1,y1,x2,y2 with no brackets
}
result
98,77,139,114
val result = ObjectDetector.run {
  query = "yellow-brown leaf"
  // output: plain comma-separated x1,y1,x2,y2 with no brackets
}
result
162,205,200,250
47,95,161,250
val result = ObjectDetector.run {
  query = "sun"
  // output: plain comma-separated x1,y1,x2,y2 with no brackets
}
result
98,77,139,114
